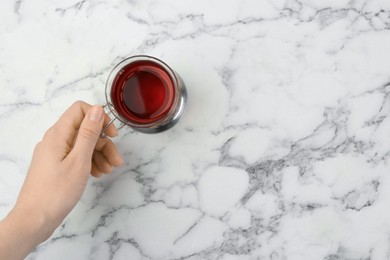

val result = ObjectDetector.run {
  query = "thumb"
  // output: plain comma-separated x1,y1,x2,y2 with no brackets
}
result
72,105,104,160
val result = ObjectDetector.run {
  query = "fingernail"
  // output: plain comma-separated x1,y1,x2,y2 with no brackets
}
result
89,106,103,122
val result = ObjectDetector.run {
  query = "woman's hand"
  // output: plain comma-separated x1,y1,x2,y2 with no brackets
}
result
0,101,123,260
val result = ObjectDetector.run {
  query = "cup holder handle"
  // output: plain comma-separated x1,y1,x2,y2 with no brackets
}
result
100,104,126,138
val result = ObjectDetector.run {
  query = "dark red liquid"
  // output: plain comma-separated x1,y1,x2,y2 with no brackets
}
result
111,60,175,125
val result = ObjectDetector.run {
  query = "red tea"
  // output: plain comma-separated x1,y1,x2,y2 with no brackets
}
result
110,60,175,125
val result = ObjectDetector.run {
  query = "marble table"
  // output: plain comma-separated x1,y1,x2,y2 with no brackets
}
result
1,0,390,259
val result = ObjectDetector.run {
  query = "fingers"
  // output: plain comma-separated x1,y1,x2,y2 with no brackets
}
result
90,138,123,178
70,106,104,162
91,161,103,178
89,138,122,178
53,101,123,178
49,101,91,148
48,101,118,147
93,151,113,174
95,138,123,166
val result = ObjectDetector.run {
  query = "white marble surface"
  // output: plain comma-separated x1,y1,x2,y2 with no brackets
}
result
1,0,390,259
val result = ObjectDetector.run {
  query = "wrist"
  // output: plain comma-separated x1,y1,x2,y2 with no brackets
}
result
0,207,52,259
10,205,54,243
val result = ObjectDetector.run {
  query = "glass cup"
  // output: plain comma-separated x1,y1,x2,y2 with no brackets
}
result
101,55,187,136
